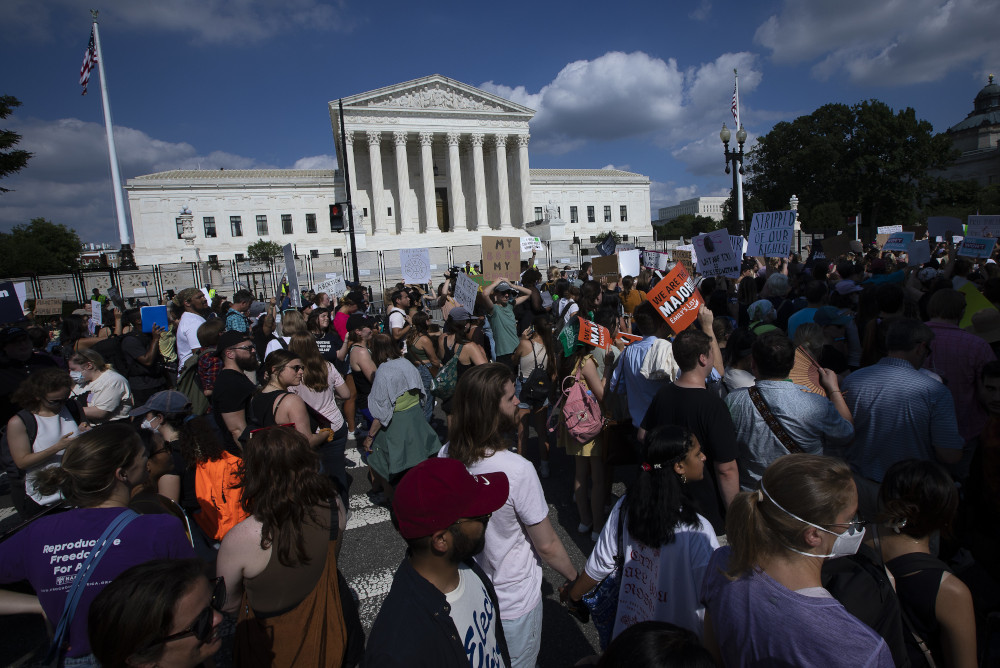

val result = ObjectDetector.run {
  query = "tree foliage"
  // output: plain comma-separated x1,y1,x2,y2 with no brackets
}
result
655,213,722,240
247,239,283,263
0,219,81,277
744,99,955,233
0,95,31,193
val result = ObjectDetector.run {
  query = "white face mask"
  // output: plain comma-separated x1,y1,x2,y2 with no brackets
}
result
69,370,85,384
140,416,158,431
761,484,865,559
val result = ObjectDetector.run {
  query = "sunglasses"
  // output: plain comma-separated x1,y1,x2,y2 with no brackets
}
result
452,513,492,526
157,577,225,645
284,364,305,372
231,345,256,352
249,423,295,437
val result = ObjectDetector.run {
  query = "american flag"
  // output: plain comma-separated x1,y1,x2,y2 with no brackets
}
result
731,71,740,128
80,27,97,95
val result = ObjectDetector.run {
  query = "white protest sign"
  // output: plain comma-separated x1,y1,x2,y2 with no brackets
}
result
400,248,432,284
927,216,962,238
558,258,571,264
453,272,479,312
693,229,741,277
13,283,26,313
281,244,301,308
313,275,346,297
618,249,641,278
91,300,102,326
957,237,997,259
520,236,543,253
907,240,931,266
967,215,1000,238
641,250,670,271
133,287,147,296
882,231,915,252
730,235,747,258
747,211,796,257
877,225,903,235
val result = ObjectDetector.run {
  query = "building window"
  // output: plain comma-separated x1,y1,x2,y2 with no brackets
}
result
256,215,268,236
235,252,245,262
203,217,216,238
363,207,368,217
310,249,319,258
230,216,243,237
207,254,218,264
534,206,543,220
604,206,612,223
587,206,595,223
306,213,317,234
387,207,392,216
175,218,184,240
281,214,293,235
570,206,578,223
620,205,628,222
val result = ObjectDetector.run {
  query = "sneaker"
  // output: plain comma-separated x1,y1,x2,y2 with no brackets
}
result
539,461,550,478
591,530,601,542
346,432,357,443
577,522,592,534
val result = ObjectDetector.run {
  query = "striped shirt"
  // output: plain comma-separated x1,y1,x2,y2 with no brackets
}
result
842,357,963,482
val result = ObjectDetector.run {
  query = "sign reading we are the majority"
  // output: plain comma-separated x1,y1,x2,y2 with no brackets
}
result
747,210,795,258
646,263,703,335
577,318,611,350
482,236,520,281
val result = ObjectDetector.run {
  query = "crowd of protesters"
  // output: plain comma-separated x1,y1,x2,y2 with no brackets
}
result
0,239,997,667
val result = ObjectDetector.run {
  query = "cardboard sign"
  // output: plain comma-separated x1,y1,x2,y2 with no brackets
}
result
453,272,479,312
520,236,543,253
927,216,962,239
140,305,168,333
641,251,670,271
822,235,854,260
313,275,347,298
482,236,519,281
747,210,795,257
967,215,1000,238
882,231,915,252
591,254,620,280
875,234,890,248
693,229,741,278
33,298,63,316
618,249,641,278
672,249,695,276
0,281,25,323
615,332,643,346
400,248,432,284
957,236,997,259
578,318,610,350
907,240,932,266
282,244,301,308
646,263,703,334
91,300,102,326
877,225,903,235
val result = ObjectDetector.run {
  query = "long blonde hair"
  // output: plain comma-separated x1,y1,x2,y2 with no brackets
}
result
279,310,308,337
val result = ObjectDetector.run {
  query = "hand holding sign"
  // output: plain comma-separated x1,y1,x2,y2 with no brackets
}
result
747,211,795,258
646,263,703,334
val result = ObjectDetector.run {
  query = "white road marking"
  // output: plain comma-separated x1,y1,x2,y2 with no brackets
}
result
0,506,18,523
346,494,391,530
345,447,365,468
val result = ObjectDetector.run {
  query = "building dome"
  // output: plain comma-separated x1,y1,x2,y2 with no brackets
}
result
948,74,1000,133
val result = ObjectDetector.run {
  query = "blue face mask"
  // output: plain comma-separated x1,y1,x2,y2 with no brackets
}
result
760,484,865,559
69,370,85,384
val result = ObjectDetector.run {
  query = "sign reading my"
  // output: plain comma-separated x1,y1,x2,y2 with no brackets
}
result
646,263,703,334
482,236,520,282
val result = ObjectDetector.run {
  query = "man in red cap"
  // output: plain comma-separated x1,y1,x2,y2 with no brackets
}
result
364,457,512,667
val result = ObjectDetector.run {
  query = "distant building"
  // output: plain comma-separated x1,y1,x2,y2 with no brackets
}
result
942,75,1000,187
79,242,119,267
654,196,728,224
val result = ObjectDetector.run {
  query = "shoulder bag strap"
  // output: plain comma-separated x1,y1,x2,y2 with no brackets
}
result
747,386,802,454
613,498,628,570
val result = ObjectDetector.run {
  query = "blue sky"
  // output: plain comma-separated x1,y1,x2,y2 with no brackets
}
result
0,0,996,244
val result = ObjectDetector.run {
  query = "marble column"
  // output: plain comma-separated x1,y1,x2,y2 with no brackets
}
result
470,133,488,230
343,132,357,206
419,132,438,233
393,131,412,233
493,134,512,230
517,134,532,228
366,131,385,235
446,132,468,231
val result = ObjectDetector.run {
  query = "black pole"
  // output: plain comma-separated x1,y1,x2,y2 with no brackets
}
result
730,159,740,235
338,99,360,285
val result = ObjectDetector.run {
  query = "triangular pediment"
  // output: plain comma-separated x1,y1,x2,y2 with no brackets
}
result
336,74,535,117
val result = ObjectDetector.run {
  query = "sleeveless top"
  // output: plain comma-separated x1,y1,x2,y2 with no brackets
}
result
518,341,547,380
885,552,949,665
251,390,317,432
349,345,373,409
444,338,473,380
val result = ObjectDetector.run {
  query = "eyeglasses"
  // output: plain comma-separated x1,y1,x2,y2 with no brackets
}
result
157,577,225,645
825,516,867,534
231,345,256,352
249,423,295,437
452,513,492,526
285,364,305,372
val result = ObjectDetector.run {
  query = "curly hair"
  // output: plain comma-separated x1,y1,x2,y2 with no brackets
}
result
11,367,73,412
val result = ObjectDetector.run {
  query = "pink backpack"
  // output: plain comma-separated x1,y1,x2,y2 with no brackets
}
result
549,365,604,443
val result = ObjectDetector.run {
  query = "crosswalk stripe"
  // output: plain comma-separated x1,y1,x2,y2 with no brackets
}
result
345,447,365,469
348,567,396,601
346,494,391,530
0,506,17,523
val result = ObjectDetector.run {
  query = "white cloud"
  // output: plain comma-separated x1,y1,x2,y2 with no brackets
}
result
689,0,712,21
0,0,354,43
293,155,338,170
754,0,1000,85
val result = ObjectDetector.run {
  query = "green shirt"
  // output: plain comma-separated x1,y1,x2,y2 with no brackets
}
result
489,302,519,357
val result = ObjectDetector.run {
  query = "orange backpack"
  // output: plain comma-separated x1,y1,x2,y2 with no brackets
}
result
193,451,248,542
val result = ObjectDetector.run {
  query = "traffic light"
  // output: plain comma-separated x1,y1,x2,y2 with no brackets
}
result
330,203,345,231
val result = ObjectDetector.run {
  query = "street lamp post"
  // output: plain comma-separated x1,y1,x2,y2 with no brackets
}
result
178,206,207,288
789,194,800,255
720,123,747,236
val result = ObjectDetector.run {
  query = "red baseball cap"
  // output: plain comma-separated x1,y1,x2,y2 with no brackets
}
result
393,458,509,540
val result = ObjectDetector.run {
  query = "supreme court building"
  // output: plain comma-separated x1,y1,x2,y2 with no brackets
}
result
127,75,651,264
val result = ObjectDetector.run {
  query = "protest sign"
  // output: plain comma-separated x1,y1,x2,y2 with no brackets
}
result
313,275,347,298
693,229,741,278
966,215,1000,238
591,254,620,280
822,235,853,260
482,236,519,281
615,332,643,346
877,225,903,235
140,305,168,333
957,236,998,259
641,250,670,271
520,236,543,253
400,248,431,284
453,272,479,312
672,249,695,276
596,235,617,256
927,216,962,239
0,282,25,323
618,249,641,278
646,263,703,335
107,286,126,311
133,287,147,296
730,235,747,258
33,298,63,316
747,210,795,257
875,234,890,248
282,243,301,308
578,318,610,349
907,240,932,266
882,231,915,252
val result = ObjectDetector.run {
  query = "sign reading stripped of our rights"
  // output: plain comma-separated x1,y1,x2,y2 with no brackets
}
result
646,263,703,334
747,210,795,258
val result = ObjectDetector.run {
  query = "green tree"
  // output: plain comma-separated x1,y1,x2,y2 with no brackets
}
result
654,213,721,240
247,239,283,263
0,95,31,193
0,218,81,276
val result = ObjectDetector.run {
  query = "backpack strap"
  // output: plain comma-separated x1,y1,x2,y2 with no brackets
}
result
16,409,38,446
747,386,801,454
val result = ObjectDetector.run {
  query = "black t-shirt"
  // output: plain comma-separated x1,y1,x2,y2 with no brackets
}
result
640,383,739,534
120,332,166,390
211,368,256,446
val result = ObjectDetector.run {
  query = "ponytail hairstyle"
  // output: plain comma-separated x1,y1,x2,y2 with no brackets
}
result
579,281,602,320
71,347,109,372
623,426,699,547
289,331,328,392
261,349,297,387
406,310,431,352
34,423,143,508
724,454,854,578
621,275,635,297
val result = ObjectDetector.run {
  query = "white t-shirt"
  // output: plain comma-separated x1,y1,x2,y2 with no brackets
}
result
26,409,81,505
438,444,550,620
585,497,719,641
176,311,206,371
388,308,407,353
558,299,579,326
83,369,133,421
264,336,291,359
445,564,504,667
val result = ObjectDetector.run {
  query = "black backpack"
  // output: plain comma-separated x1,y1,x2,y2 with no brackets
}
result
89,336,130,376
1,400,83,480
518,344,552,406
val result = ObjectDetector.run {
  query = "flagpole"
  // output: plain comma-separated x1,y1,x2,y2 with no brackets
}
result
733,69,745,229
90,11,136,269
